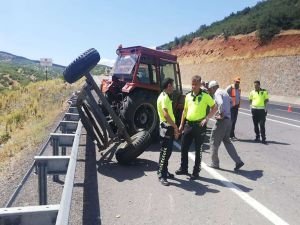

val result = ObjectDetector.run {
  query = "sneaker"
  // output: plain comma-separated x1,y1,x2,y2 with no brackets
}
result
175,168,189,175
159,178,169,186
190,173,200,180
234,162,244,171
208,164,220,169
231,136,238,141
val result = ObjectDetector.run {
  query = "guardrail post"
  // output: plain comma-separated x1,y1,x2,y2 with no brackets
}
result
60,123,67,156
37,161,48,205
52,137,59,182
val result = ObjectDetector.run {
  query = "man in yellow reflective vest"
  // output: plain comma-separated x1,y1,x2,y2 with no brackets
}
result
175,75,217,180
226,77,241,140
157,78,179,186
249,80,269,144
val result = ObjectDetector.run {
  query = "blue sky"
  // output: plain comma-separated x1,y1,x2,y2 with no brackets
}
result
1,0,260,67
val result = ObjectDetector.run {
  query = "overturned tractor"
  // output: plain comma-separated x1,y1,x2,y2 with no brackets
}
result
63,46,184,163
100,46,185,137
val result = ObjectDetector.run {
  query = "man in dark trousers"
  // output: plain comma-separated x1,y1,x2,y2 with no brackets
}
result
226,77,241,140
157,78,179,186
249,80,269,144
175,75,217,180
208,80,244,171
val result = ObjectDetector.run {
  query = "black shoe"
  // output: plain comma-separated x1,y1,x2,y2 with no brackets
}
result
167,172,175,179
254,137,260,142
159,178,169,186
190,173,200,180
175,168,189,175
234,162,244,171
261,139,267,144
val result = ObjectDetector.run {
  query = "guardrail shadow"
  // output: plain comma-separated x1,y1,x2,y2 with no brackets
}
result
96,143,157,182
82,135,102,225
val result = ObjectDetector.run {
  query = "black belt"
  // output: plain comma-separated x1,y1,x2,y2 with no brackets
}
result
186,119,203,126
186,119,202,123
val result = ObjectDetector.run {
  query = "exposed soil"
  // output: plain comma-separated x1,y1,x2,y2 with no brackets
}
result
172,30,300,63
171,30,300,100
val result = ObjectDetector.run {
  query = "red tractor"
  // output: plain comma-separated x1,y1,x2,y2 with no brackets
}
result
100,46,185,136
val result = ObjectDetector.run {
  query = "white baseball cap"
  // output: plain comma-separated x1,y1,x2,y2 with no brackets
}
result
208,80,219,88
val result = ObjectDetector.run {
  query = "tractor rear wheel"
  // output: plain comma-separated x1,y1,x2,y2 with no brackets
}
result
121,91,158,137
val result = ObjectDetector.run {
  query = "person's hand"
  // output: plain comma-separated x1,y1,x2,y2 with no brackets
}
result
174,131,180,140
215,114,223,120
179,124,184,133
200,118,208,127
173,125,179,137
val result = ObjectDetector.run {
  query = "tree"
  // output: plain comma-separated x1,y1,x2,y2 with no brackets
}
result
256,16,280,44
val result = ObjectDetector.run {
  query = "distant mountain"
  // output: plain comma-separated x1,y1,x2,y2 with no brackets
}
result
0,51,111,91
0,51,65,68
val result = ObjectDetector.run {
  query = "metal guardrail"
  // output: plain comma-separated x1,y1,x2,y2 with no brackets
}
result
0,96,83,225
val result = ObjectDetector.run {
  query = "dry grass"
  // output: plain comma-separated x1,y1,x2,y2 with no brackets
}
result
0,79,82,166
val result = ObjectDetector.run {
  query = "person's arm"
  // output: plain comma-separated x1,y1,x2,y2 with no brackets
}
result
163,108,179,139
238,89,241,108
179,107,187,133
264,90,269,112
163,108,177,129
200,104,218,126
178,96,188,133
214,92,224,119
226,85,231,96
249,91,253,109
200,94,218,126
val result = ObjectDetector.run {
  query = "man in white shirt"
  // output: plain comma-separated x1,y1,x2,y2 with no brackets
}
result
208,80,244,171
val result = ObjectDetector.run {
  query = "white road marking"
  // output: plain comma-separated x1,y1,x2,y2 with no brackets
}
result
168,194,175,212
238,111,300,128
275,108,300,115
239,108,300,123
173,142,290,225
145,193,152,213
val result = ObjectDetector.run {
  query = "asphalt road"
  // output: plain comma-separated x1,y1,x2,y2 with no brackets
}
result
93,99,300,225
86,78,299,224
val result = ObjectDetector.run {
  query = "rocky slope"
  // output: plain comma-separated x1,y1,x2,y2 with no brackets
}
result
172,30,300,101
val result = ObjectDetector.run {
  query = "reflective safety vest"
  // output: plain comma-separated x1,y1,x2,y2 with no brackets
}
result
157,91,175,123
249,89,269,109
184,90,215,121
228,85,241,107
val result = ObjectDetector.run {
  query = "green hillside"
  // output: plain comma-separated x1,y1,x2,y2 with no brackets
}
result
160,0,300,49
91,64,111,75
0,51,111,91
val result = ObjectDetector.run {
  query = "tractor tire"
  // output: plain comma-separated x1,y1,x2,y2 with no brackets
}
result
120,91,158,137
115,130,151,164
63,48,100,84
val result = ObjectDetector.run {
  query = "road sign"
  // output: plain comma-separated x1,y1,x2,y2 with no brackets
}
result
40,58,53,67
40,58,52,81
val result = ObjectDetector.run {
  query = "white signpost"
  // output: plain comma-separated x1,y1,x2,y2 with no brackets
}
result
40,58,53,81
